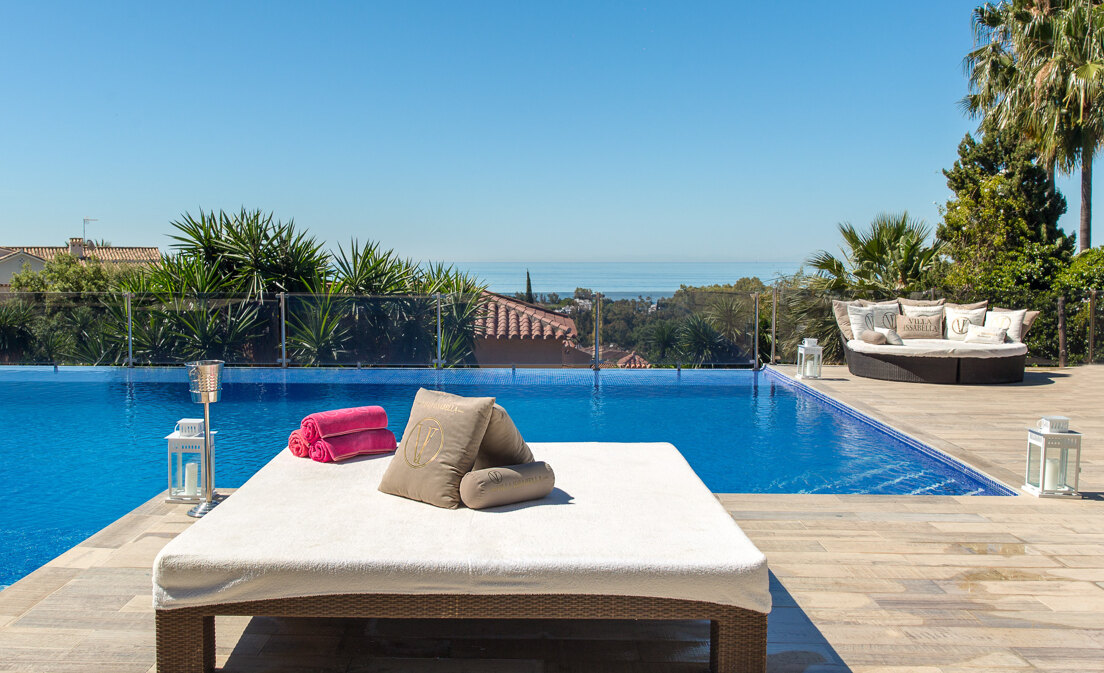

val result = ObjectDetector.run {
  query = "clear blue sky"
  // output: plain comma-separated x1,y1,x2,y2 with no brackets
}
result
0,1,1091,263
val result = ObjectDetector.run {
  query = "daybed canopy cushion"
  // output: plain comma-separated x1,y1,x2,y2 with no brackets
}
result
153,442,771,614
847,338,1027,359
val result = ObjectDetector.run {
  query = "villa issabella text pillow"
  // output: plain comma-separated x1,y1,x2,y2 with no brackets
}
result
895,313,942,339
379,388,495,509
473,404,534,471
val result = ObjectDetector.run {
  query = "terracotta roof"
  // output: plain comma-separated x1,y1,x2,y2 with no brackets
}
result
477,292,578,341
0,244,160,265
617,351,652,369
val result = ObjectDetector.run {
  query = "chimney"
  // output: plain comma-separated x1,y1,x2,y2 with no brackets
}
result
68,237,85,258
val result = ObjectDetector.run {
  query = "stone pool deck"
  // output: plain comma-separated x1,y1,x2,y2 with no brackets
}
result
0,365,1101,671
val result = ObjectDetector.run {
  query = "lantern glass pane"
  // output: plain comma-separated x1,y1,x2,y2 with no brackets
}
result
1026,441,1041,489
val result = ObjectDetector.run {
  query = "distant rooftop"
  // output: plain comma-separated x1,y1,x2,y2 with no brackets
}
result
477,292,578,341
0,237,161,266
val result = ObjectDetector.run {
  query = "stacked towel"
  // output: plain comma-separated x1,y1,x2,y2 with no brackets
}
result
309,429,397,463
301,406,389,444
293,406,396,463
288,430,311,458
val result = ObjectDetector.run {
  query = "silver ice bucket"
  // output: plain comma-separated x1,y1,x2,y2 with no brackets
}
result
186,360,224,404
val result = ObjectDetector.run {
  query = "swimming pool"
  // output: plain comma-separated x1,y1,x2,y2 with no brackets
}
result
0,366,1010,586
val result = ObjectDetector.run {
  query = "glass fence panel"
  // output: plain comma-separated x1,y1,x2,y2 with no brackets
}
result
128,293,279,366
0,292,127,365
587,289,759,368
284,294,438,367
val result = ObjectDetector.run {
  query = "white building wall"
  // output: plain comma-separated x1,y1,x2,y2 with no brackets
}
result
0,254,46,286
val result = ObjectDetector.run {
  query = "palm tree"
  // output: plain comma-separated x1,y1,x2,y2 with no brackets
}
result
806,212,942,299
965,0,1104,251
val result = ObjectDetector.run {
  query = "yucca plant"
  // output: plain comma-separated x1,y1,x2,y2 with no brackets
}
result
287,273,351,365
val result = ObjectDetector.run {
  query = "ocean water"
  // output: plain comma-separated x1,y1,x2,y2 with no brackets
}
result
0,367,1005,587
454,261,800,299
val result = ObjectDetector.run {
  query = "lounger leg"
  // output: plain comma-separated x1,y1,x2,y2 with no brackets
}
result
710,612,767,673
156,611,215,673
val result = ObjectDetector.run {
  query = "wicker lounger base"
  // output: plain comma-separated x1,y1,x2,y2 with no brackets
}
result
155,593,767,673
844,348,1025,384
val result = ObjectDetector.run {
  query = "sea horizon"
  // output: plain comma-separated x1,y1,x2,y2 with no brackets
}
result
452,260,802,299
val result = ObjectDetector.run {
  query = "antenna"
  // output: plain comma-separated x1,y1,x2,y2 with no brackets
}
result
82,217,98,243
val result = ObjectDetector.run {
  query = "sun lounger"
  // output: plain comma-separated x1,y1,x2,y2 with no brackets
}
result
153,442,771,672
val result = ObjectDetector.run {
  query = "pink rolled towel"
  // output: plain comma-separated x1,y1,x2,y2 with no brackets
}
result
301,406,388,444
288,429,311,458
308,428,397,463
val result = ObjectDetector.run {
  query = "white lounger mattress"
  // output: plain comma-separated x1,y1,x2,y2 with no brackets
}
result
848,338,1028,358
153,442,771,614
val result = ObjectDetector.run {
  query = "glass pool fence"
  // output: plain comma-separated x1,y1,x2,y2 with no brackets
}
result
0,287,1094,368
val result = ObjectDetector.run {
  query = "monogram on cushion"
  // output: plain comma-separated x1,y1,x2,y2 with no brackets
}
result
986,308,1028,342
847,302,899,339
378,388,495,509
944,307,987,341
895,313,942,339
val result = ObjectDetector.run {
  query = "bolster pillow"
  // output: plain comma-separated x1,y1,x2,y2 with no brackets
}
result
460,462,555,510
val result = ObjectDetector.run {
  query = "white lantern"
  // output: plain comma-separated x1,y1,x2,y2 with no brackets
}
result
1024,417,1081,498
166,421,217,503
796,339,823,379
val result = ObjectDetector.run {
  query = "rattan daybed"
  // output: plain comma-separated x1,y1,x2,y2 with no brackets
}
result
153,443,771,672
844,339,1028,384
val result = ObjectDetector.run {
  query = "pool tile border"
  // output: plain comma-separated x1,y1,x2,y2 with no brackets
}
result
762,366,1015,496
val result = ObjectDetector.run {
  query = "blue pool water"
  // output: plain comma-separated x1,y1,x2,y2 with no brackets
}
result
0,367,1009,586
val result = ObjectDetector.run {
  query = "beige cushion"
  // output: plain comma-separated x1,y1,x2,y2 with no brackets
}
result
873,327,904,345
992,307,1039,341
901,303,944,318
944,307,987,341
848,302,899,339
473,404,534,471
964,324,1008,344
897,297,945,307
379,388,495,509
945,300,988,310
1022,310,1040,338
859,330,887,345
985,309,1027,342
460,462,556,510
831,300,861,340
896,313,943,339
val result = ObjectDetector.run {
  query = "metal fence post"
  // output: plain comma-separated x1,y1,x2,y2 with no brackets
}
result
770,284,778,366
1058,295,1068,368
593,293,601,371
435,293,443,369
752,292,760,371
125,292,134,368
1090,289,1097,363
279,292,288,368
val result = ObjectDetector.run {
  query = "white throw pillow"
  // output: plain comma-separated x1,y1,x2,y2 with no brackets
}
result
944,307,987,341
874,327,904,345
902,304,944,318
964,324,1008,344
847,302,899,339
984,309,1027,342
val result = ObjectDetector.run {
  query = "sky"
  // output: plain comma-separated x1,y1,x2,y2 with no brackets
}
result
0,1,1092,263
